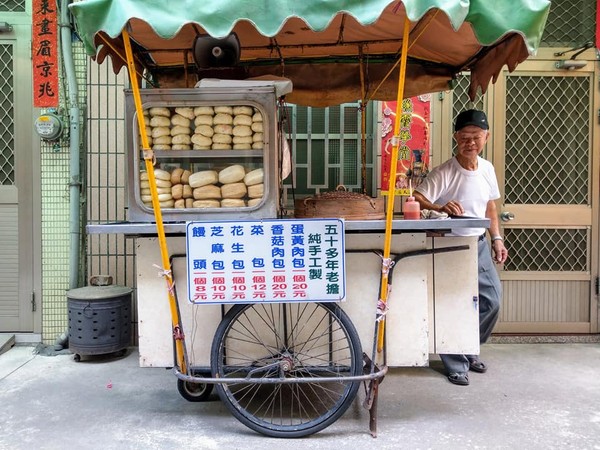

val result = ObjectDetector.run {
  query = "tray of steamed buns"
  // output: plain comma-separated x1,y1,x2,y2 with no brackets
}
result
139,105,264,151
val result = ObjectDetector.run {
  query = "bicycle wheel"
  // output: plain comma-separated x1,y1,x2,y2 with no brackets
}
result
211,302,362,438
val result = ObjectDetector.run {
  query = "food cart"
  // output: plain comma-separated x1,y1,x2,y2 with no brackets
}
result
70,0,550,438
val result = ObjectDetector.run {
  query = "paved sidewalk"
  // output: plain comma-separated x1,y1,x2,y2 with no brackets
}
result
1,342,599,450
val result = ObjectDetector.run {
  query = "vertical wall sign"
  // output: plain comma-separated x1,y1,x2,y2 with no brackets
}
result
380,96,431,196
597,0,600,51
32,0,59,107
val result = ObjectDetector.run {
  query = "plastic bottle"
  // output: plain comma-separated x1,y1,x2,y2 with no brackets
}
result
404,196,421,220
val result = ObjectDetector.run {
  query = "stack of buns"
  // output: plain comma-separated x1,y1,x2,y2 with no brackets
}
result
140,164,264,209
140,104,264,151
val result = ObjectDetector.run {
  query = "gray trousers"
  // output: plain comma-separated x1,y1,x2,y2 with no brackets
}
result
440,237,502,374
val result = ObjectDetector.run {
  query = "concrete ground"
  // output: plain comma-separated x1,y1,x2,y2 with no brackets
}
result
0,342,599,450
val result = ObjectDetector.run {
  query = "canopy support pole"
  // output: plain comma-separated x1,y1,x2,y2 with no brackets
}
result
376,17,411,354
359,45,367,194
122,29,187,375
365,16,411,439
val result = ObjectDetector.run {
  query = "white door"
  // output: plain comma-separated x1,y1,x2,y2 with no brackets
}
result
492,56,598,334
0,5,36,332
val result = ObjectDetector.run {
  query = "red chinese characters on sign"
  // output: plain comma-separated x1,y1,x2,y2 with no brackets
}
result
380,96,431,195
32,0,59,107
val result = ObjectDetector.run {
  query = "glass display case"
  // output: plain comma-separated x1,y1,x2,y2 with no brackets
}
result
125,86,279,222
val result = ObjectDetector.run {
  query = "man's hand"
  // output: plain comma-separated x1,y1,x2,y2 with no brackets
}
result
440,200,465,216
492,240,508,264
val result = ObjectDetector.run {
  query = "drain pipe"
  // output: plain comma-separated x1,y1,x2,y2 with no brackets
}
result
55,0,81,350
60,0,81,291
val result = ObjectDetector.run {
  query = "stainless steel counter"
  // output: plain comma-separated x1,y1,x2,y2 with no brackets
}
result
86,217,490,235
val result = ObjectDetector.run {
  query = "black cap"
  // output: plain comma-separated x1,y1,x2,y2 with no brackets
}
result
454,109,489,132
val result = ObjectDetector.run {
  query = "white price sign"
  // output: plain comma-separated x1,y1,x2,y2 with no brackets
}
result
186,218,346,304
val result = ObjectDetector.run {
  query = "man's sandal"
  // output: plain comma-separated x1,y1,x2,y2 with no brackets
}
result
447,372,469,386
469,359,488,373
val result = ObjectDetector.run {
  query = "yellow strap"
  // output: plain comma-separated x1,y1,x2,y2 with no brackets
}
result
376,16,411,353
122,29,187,374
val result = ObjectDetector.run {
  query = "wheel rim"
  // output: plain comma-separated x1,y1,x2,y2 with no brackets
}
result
183,381,208,397
212,302,361,436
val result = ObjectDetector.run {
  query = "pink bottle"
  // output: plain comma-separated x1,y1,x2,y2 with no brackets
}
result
404,196,421,220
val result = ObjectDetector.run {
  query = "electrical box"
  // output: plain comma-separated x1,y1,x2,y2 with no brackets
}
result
34,112,63,141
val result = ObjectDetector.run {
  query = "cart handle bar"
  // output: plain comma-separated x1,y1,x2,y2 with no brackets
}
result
173,365,388,385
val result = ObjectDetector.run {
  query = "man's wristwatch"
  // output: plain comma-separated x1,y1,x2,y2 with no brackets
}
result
491,235,503,242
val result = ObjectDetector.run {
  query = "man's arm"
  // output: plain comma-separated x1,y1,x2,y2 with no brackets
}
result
413,190,465,216
486,199,508,263
413,190,437,210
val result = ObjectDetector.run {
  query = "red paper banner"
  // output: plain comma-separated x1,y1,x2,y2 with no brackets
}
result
32,0,59,108
597,0,600,51
380,96,431,196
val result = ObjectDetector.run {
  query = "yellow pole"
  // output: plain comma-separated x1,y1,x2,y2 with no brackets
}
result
376,17,411,352
122,29,187,374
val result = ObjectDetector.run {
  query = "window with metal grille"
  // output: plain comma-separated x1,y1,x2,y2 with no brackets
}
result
504,228,588,272
505,76,590,205
0,0,25,12
280,102,377,207
540,0,596,47
0,44,15,185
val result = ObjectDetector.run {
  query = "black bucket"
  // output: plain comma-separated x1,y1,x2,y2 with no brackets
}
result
67,285,132,357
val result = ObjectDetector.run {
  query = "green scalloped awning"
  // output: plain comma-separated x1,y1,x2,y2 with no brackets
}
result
69,0,551,106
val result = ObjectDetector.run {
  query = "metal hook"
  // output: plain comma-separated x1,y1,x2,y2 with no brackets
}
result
554,41,593,59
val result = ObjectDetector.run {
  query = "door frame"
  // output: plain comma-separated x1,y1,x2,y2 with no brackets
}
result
492,50,599,334
1,5,42,336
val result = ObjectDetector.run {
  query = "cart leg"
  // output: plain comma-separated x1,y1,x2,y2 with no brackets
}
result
362,353,384,438
368,379,379,438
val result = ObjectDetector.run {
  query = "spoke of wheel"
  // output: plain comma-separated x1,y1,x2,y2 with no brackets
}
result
290,369,347,406
284,303,308,345
285,303,320,352
227,307,279,358
290,306,337,360
228,368,278,407
290,380,324,422
260,383,285,424
291,334,352,367
243,382,282,423
291,317,352,372
218,345,274,368
295,383,341,417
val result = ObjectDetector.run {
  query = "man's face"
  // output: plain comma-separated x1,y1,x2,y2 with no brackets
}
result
454,125,489,158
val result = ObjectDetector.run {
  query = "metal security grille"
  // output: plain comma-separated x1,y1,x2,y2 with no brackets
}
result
505,76,589,205
85,62,137,339
0,0,25,12
541,0,596,47
504,228,588,272
86,62,136,285
40,38,91,343
0,44,14,185
281,102,376,206
452,75,485,114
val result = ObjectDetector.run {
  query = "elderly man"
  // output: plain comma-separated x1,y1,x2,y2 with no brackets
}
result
413,109,509,386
